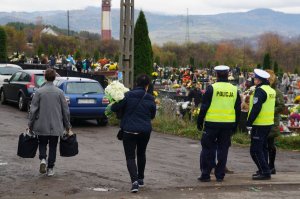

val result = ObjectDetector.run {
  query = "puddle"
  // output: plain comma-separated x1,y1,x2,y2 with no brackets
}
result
88,187,118,192
0,162,8,166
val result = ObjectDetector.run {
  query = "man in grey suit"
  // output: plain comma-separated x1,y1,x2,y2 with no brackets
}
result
28,69,71,176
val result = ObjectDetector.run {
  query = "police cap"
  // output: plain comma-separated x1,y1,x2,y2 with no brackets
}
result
254,69,270,79
214,65,230,71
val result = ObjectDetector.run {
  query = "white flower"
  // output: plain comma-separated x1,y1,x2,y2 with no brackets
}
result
105,81,129,102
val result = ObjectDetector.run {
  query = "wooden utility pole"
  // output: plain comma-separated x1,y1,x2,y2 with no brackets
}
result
119,0,134,88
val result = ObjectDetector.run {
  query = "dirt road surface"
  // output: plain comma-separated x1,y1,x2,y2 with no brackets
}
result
0,104,300,199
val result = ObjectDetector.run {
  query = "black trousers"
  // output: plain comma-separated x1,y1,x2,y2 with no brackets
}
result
250,126,272,175
38,136,59,169
123,132,151,183
200,127,232,180
267,136,276,169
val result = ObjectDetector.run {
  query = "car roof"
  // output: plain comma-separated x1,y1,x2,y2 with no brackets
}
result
56,77,98,83
0,64,22,69
20,70,46,75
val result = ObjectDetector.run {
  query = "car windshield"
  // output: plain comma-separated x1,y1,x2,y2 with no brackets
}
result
66,82,104,94
0,67,21,75
35,75,45,87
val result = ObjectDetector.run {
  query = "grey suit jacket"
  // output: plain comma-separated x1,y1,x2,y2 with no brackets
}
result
28,82,71,136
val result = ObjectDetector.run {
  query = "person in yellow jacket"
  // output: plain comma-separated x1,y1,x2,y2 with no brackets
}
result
197,65,241,182
247,69,276,180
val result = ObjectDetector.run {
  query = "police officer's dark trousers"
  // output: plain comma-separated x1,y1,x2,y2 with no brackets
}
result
250,126,272,175
200,127,231,180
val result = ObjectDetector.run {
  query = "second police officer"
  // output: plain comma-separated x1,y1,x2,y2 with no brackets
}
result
197,65,241,182
247,69,276,180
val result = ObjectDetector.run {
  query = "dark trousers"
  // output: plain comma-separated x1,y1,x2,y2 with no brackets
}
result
38,136,59,169
250,126,272,176
200,127,231,180
123,132,151,183
267,136,276,169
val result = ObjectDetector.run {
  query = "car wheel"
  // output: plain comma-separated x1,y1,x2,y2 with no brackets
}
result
18,94,27,111
1,90,7,104
96,118,108,126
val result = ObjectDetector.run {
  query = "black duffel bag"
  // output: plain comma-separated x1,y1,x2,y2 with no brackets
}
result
17,131,38,158
60,133,79,157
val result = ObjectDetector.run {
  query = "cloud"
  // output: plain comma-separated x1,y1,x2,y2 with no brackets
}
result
0,0,299,15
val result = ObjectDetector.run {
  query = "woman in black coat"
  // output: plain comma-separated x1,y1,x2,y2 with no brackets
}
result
111,74,156,193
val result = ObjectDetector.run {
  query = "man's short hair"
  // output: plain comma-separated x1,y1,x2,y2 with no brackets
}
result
136,74,150,88
45,68,56,82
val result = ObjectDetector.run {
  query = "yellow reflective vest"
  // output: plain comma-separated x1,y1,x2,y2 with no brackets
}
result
248,85,276,126
205,82,238,123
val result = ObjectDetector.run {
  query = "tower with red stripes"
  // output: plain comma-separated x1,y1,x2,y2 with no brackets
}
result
101,0,112,40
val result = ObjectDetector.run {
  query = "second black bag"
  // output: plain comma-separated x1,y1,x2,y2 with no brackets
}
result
17,132,38,158
60,134,79,157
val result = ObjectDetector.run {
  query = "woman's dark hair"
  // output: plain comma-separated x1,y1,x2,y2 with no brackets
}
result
45,68,56,82
136,74,151,88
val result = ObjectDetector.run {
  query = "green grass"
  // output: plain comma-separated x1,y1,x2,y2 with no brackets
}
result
108,112,300,151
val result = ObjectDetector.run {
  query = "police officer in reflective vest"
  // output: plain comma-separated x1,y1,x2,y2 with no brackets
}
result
197,65,241,182
247,69,276,180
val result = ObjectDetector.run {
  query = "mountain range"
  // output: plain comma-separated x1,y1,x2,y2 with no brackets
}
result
1,7,300,44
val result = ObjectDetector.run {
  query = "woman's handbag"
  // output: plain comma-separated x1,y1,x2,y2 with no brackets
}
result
60,131,79,157
117,129,124,140
17,131,38,158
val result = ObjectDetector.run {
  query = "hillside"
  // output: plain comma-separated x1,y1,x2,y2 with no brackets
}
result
1,7,300,43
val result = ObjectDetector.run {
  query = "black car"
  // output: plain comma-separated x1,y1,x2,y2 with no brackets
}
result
0,70,48,111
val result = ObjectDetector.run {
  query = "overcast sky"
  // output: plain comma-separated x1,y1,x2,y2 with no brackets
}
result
1,0,300,15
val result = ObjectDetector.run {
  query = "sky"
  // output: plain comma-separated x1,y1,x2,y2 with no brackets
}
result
1,0,300,15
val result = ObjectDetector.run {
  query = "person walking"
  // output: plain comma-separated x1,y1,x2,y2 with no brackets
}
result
197,65,241,182
111,74,156,193
28,69,71,176
265,70,285,175
247,69,276,180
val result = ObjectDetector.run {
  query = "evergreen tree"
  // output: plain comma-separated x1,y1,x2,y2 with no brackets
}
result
0,26,8,63
134,11,153,79
263,53,272,69
154,56,161,65
257,63,262,69
294,67,299,75
74,49,82,60
189,57,195,67
273,61,279,75
94,50,100,61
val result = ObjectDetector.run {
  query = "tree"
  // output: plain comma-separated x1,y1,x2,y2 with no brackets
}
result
37,44,44,57
93,50,100,61
273,61,279,75
189,57,195,66
74,49,82,60
263,53,272,69
294,67,299,75
0,26,7,63
134,11,153,79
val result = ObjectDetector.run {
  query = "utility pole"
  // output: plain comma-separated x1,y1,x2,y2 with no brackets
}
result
119,0,134,88
185,8,190,43
67,10,70,36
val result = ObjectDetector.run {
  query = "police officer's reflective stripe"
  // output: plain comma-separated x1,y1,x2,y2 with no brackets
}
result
248,85,276,126
205,82,237,122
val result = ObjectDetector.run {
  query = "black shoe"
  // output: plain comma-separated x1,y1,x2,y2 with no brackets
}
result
138,179,144,187
131,181,139,193
197,176,211,182
252,174,271,180
270,168,276,175
252,171,260,177
216,178,223,182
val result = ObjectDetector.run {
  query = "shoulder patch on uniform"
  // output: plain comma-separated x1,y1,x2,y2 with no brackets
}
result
253,97,258,104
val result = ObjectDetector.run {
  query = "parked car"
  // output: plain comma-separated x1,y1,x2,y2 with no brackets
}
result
0,70,50,111
54,77,109,125
0,64,22,89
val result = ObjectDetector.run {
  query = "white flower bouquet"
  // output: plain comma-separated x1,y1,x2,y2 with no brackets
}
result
104,81,129,117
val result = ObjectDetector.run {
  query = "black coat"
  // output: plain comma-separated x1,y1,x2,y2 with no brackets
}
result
111,87,156,134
